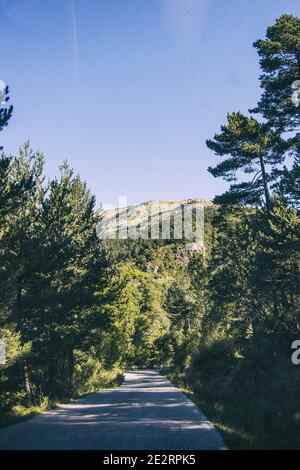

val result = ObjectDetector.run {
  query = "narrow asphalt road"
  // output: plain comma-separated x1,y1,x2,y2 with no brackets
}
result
0,370,226,450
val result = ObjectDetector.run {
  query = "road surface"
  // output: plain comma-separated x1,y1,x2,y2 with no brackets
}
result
0,370,226,450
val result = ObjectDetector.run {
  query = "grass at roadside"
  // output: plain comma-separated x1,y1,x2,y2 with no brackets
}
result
0,368,124,430
165,339,300,450
0,398,58,429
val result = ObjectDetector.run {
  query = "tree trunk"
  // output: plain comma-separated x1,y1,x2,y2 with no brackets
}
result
47,357,55,396
259,153,271,212
68,346,74,393
24,361,32,402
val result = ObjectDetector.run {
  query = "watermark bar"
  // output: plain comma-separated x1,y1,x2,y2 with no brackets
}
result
96,197,205,243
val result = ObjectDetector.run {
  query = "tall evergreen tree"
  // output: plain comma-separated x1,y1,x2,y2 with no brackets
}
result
252,15,300,207
22,163,109,394
206,112,285,210
252,14,300,132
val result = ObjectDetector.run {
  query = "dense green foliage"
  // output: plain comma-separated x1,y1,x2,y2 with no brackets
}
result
0,140,122,418
0,14,299,448
167,14,300,449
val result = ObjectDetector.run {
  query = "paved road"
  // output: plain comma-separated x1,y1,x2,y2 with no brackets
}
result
0,370,226,450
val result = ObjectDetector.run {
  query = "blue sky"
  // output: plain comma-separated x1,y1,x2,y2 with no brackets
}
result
1,0,299,207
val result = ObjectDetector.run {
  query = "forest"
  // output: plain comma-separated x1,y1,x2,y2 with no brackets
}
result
0,14,299,449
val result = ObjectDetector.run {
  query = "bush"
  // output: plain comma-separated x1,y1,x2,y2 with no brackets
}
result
169,333,300,449
73,350,123,396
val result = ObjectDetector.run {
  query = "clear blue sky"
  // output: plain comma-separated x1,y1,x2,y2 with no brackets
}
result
1,0,299,207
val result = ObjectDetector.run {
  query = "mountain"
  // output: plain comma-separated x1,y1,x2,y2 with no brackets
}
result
97,198,214,245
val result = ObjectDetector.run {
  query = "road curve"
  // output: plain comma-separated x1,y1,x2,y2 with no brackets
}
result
0,370,226,450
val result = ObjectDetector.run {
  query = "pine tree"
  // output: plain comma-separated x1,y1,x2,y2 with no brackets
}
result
206,112,285,211
253,200,300,332
0,89,33,224
0,143,43,409
252,15,300,208
252,14,300,132
21,162,110,395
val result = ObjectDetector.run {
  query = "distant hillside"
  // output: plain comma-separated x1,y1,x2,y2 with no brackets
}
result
98,198,214,242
